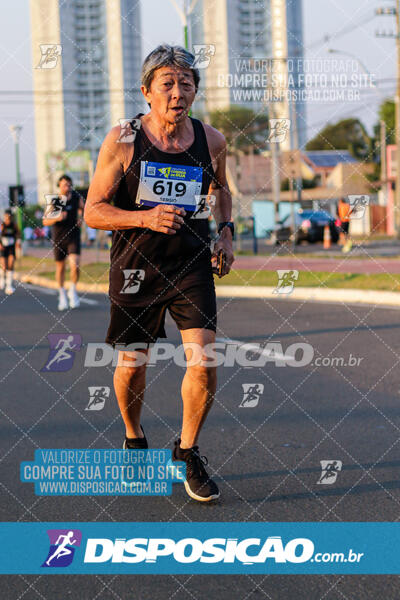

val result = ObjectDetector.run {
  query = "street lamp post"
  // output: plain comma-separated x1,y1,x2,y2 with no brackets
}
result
169,0,200,119
9,125,22,186
169,0,199,50
327,48,376,81
9,125,24,241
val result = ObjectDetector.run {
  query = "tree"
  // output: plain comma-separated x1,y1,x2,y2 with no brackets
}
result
209,106,269,152
305,118,372,160
374,99,395,145
367,99,396,181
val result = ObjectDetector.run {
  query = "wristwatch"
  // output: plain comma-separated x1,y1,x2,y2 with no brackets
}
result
217,221,235,239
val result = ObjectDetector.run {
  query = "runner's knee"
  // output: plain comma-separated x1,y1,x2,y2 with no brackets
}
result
186,363,216,386
115,350,149,377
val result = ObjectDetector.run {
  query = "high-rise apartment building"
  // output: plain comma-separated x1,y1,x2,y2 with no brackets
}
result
30,0,142,201
190,0,305,149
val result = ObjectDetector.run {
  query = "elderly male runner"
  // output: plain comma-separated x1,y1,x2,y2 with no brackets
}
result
85,45,234,502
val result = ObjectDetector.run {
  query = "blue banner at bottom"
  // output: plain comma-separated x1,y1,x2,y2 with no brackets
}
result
0,522,398,574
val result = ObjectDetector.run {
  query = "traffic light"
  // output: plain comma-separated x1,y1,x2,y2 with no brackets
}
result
9,185,25,208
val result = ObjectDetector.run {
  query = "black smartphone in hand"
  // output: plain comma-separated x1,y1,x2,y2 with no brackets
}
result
212,249,226,278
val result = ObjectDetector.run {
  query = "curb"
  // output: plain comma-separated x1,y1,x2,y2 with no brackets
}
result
215,285,400,306
15,274,400,307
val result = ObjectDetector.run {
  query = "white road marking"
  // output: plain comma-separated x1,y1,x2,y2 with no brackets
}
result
215,337,293,361
23,284,56,295
23,284,98,305
79,298,98,306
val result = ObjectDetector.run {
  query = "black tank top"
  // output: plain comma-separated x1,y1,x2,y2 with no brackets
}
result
1,222,17,245
109,115,216,307
52,190,81,240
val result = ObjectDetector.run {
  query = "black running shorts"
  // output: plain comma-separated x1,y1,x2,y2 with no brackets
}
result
105,272,217,347
0,244,15,258
52,232,81,261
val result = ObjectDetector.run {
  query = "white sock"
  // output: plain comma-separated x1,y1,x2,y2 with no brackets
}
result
59,287,66,296
0,270,4,282
70,283,76,293
6,271,13,286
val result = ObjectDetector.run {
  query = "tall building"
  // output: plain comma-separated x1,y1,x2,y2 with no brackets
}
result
190,0,305,150
30,0,142,202
270,0,306,150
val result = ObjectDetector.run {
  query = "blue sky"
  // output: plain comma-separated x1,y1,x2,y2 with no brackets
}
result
0,0,395,188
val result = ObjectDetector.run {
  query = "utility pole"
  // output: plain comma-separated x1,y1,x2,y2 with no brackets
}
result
376,3,400,235
380,120,389,231
381,120,387,187
269,102,281,229
265,61,281,230
288,100,298,249
235,145,243,252
290,96,302,205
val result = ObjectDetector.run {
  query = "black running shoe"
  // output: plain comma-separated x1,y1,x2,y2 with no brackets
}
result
173,440,220,502
123,425,148,449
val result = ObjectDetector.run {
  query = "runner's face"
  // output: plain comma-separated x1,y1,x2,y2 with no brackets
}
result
143,66,196,123
58,179,72,195
4,214,11,225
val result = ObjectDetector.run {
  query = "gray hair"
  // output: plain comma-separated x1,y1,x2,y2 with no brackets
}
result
141,44,200,92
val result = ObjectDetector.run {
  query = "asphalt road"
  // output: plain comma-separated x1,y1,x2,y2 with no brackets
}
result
1,282,400,598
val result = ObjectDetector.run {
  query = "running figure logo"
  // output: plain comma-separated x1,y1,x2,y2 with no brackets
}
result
191,194,216,219
239,383,264,408
36,44,62,69
120,269,145,294
117,118,141,143
273,270,299,295
41,334,82,372
44,194,67,220
86,386,110,411
192,44,216,69
348,195,370,220
42,529,82,567
317,460,343,485
268,119,291,143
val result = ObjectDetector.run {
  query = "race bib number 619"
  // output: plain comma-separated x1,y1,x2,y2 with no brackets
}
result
136,161,203,212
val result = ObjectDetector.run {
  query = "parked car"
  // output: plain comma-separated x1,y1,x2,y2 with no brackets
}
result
271,210,340,245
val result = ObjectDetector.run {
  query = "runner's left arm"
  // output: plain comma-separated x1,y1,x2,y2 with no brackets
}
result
205,126,235,276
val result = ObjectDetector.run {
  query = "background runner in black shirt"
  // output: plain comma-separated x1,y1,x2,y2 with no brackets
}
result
43,174,84,310
0,209,20,295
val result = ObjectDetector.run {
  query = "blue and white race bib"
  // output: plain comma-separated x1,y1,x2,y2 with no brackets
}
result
136,161,203,211
1,236,14,247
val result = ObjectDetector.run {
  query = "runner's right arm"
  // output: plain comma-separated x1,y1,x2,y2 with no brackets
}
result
42,210,67,227
85,126,185,234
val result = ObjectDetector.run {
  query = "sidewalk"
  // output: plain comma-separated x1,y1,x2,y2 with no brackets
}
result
234,256,400,274
24,246,400,274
